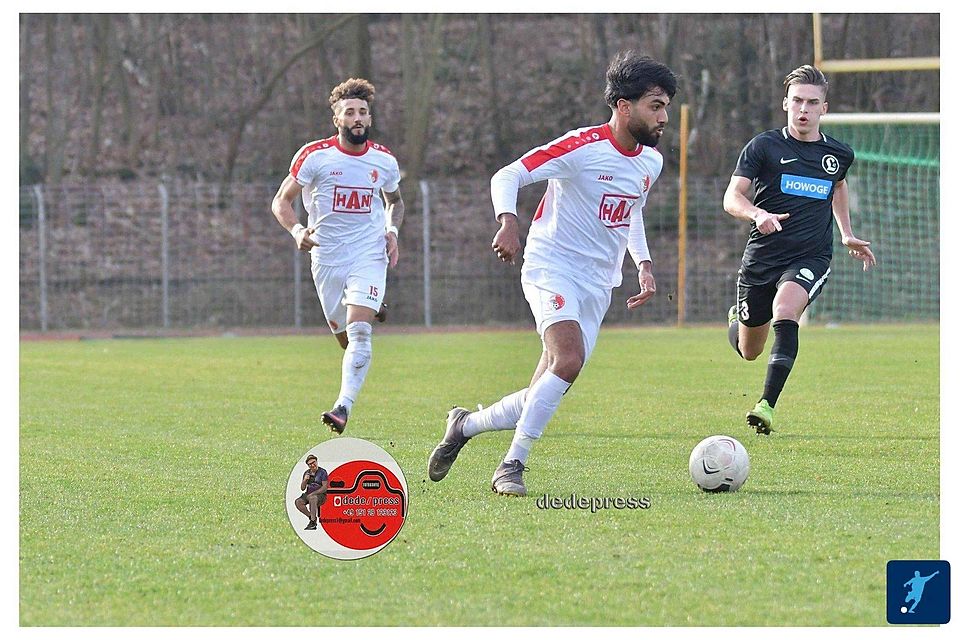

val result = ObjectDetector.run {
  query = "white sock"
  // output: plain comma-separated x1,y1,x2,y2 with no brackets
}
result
504,371,570,464
462,388,527,438
335,321,372,411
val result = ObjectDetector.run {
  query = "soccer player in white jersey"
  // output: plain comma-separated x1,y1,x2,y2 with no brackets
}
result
428,52,678,496
271,78,404,434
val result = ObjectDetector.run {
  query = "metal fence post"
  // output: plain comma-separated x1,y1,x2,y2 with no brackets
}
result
159,182,170,328
293,198,303,328
294,248,302,328
33,185,48,332
677,104,689,327
420,179,432,328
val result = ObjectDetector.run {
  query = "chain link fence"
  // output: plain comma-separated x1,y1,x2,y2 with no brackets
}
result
19,175,937,332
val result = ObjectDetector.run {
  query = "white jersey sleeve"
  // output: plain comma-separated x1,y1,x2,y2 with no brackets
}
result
290,142,322,187
626,212,651,267
382,155,401,193
490,132,587,217
626,155,663,267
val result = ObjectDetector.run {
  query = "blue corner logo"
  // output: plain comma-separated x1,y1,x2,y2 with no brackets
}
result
887,560,950,624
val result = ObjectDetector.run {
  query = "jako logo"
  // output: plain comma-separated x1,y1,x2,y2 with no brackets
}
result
333,186,375,213
780,174,832,200
598,193,639,228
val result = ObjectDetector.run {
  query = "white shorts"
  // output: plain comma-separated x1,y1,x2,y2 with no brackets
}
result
521,267,612,361
311,257,386,334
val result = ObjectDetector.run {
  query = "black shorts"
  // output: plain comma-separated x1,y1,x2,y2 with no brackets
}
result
735,257,831,327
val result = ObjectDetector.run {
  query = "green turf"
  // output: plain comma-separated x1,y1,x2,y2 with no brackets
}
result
20,324,939,625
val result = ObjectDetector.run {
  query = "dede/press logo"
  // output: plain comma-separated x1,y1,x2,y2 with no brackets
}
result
286,437,408,560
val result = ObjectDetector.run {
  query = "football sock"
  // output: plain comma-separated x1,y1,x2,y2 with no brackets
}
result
761,319,799,408
505,371,570,464
335,321,373,411
728,321,743,358
462,388,527,438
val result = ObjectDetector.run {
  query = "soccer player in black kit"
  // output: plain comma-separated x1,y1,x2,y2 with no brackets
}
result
723,65,876,434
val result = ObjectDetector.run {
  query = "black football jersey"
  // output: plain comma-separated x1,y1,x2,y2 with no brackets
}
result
733,127,855,281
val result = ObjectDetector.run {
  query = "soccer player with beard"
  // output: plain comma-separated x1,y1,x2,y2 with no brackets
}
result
723,65,876,435
271,78,404,434
428,51,678,496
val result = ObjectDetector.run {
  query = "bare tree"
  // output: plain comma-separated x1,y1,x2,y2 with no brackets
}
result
478,15,509,170
348,14,372,80
43,14,67,183
400,14,445,181
20,15,39,184
219,14,357,196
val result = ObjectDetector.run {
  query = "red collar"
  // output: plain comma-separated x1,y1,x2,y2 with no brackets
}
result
602,123,644,157
333,136,370,156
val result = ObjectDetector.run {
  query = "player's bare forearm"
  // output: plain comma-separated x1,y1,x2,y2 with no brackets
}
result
831,179,854,237
627,261,656,309
723,178,762,223
831,180,876,270
272,198,300,233
725,176,789,234
272,175,304,233
384,189,405,231
273,175,317,251
492,213,521,263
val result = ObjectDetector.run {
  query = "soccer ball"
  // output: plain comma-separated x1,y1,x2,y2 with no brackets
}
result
689,435,750,492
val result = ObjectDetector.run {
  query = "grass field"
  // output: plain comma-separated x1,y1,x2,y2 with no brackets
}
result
20,324,939,626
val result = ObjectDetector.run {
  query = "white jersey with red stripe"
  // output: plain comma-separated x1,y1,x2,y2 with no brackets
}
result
490,123,662,288
289,135,401,266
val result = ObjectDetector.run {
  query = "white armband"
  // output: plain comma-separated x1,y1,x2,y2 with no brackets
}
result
386,225,399,236
290,223,305,238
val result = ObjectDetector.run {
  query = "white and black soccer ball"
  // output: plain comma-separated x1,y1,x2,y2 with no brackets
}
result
689,435,750,493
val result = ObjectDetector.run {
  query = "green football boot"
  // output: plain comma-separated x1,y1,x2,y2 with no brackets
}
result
727,304,738,326
747,399,774,435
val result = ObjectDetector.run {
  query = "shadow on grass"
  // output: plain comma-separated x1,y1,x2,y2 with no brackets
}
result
775,434,938,442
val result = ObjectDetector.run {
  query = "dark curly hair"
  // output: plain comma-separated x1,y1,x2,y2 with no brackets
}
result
783,65,828,97
604,51,678,108
329,78,376,112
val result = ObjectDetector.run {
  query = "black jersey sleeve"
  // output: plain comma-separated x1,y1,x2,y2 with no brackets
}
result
836,145,855,181
732,134,767,180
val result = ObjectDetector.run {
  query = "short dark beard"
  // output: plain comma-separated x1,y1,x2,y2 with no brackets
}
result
630,120,662,147
340,125,370,146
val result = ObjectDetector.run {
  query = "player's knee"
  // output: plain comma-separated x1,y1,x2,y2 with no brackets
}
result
741,345,763,361
346,321,372,344
772,301,804,322
550,353,583,381
345,322,373,367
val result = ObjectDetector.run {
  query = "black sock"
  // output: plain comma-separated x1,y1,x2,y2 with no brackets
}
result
762,319,799,408
728,320,743,358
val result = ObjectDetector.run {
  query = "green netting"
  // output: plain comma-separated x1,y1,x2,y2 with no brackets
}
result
811,121,939,322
